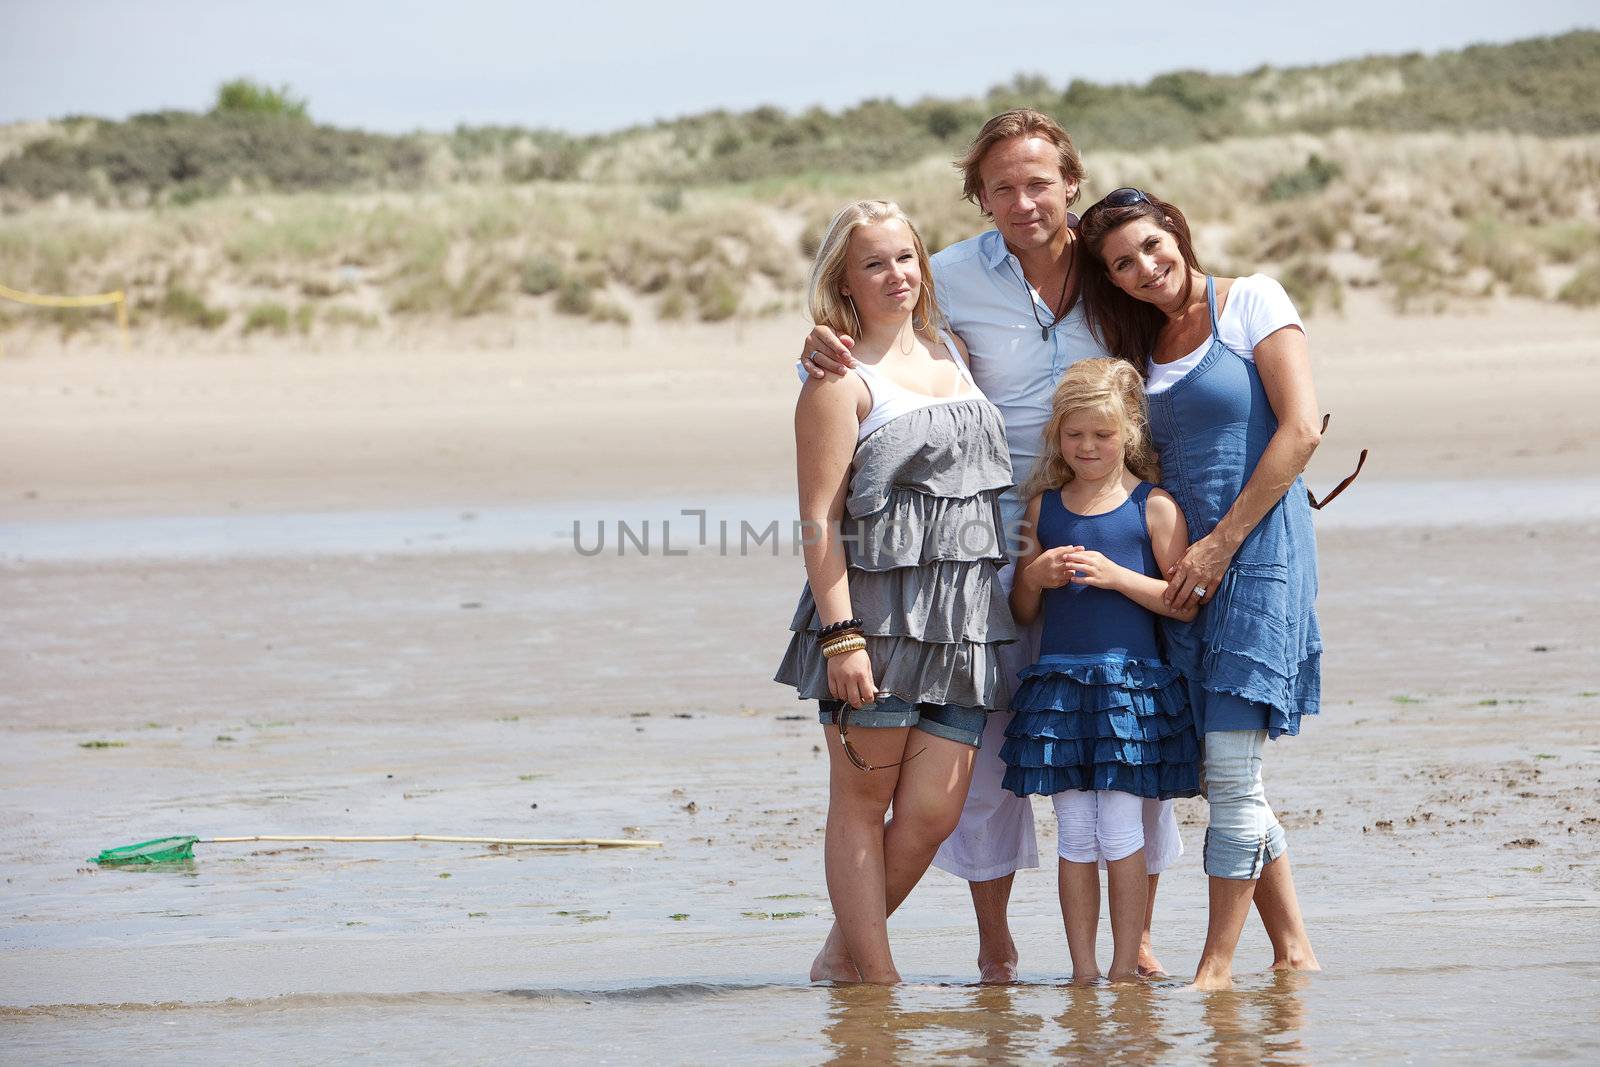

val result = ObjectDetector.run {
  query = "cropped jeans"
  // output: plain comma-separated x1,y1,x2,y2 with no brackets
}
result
1201,730,1287,879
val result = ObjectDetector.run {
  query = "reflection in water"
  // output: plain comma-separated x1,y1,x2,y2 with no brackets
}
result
1202,971,1311,1067
819,973,1307,1064
821,983,1044,1065
1053,982,1175,1063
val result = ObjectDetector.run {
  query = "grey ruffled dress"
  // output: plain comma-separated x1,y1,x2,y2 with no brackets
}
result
774,383,1019,710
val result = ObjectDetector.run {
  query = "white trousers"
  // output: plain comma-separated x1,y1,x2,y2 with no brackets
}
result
932,564,1184,881
1053,789,1147,864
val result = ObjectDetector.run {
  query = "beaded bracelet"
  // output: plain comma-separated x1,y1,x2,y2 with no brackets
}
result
817,618,864,641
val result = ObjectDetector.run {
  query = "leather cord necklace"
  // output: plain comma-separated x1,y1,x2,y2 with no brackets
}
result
1010,237,1077,341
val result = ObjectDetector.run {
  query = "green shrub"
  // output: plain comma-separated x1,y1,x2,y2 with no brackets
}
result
213,79,309,121
1458,217,1544,297
519,255,564,295
555,279,594,316
243,302,291,334
1380,244,1458,312
321,305,379,329
157,284,229,330
388,274,446,315
925,105,963,139
449,262,507,317
1557,260,1600,306
696,275,739,321
168,180,221,206
1,32,1596,198
657,288,687,320
589,301,631,325
1278,258,1345,316
293,304,314,334
299,276,348,298
1265,154,1343,201
1532,221,1600,264
0,111,428,199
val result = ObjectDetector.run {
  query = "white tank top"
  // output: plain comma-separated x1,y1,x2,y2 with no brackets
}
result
853,335,982,440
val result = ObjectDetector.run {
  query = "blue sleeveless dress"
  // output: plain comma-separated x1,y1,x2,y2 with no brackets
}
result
1000,483,1201,799
1146,277,1322,738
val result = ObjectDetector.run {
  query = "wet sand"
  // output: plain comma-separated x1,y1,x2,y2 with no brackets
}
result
3,302,1599,1061
2,520,1597,1062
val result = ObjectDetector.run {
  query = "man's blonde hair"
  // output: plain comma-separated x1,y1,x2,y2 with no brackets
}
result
958,108,1085,216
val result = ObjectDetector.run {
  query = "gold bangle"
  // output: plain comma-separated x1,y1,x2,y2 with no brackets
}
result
822,636,867,659
819,628,863,651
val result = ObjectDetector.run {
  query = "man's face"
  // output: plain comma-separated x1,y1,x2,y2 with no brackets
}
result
976,135,1078,255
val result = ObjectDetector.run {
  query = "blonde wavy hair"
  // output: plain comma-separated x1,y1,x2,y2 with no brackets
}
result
1021,357,1159,499
806,199,945,339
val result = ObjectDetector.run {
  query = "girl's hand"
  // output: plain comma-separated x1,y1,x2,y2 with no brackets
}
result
827,649,878,709
1024,545,1084,590
1058,549,1128,591
1164,533,1236,606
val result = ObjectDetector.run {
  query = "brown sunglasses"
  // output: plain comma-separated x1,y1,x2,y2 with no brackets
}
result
1307,414,1368,510
836,703,924,772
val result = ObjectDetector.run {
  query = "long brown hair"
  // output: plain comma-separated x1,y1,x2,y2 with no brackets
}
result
1078,192,1206,365
1021,357,1160,500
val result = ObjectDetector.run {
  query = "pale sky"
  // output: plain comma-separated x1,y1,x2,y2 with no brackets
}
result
2,1,1594,133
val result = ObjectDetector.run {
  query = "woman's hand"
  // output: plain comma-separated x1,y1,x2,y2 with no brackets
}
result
1058,549,1129,592
827,648,878,709
1163,532,1237,606
1024,545,1084,590
800,324,857,378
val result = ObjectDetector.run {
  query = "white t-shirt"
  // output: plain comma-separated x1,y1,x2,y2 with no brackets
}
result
1144,275,1303,394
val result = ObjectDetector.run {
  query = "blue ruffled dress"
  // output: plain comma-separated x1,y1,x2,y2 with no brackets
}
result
1001,483,1201,800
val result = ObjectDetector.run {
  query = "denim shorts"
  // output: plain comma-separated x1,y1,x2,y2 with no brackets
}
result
818,695,988,748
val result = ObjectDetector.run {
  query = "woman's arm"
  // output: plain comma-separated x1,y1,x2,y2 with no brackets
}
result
1163,323,1320,605
795,373,877,707
1056,491,1197,621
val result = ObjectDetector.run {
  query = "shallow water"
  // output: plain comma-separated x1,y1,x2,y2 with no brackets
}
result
4,478,1599,563
2,512,1597,1063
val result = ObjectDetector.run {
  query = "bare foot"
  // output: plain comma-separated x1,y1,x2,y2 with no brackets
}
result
978,957,1019,984
977,933,1019,984
1269,946,1322,973
810,926,862,984
1137,941,1167,978
1186,967,1233,992
1070,970,1102,985
1106,967,1140,985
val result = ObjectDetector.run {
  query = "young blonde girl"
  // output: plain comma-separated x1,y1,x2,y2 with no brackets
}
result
1004,358,1201,983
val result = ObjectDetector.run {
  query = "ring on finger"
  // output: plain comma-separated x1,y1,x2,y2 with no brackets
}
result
1193,584,1208,598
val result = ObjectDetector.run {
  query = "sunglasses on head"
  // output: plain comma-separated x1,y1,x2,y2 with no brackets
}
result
1085,187,1153,215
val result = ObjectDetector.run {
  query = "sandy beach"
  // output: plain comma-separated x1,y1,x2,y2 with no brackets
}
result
3,292,1599,522
2,300,1599,1062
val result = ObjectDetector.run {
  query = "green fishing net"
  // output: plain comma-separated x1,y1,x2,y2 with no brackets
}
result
92,836,199,865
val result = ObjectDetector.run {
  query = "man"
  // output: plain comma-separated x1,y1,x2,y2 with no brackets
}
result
800,109,1178,982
